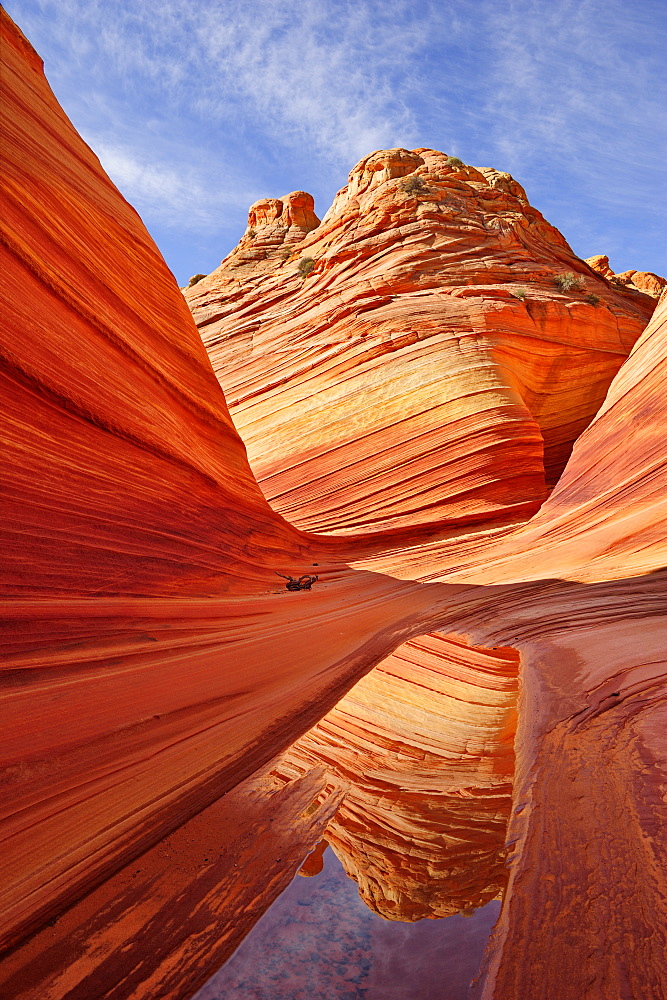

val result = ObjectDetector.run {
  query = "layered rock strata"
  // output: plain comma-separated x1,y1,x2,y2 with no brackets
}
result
186,147,660,926
187,148,654,535
0,764,343,1000
0,11,423,959
277,634,519,920
2,10,666,1000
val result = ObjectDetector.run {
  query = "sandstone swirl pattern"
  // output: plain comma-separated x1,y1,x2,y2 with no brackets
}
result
2,10,666,1000
276,635,519,921
187,146,653,533
186,145,659,926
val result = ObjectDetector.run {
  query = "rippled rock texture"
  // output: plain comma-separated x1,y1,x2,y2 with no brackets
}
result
0,8,377,965
277,635,519,921
187,147,654,532
186,142,662,933
2,9,666,1000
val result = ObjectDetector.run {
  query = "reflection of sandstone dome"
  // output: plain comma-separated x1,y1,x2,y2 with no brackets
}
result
185,144,664,934
2,8,666,1000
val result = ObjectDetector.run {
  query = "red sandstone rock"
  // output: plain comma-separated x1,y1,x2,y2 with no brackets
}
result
187,190,321,292
586,252,666,299
1,12,297,601
187,149,654,535
2,10,666,1000
458,294,667,998
0,10,427,959
586,252,616,278
185,147,662,929
277,634,519,920
0,764,342,1000
187,156,667,993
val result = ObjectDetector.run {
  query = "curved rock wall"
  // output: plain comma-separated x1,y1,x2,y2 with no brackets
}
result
2,9,666,1000
0,11,428,955
1,13,296,600
186,144,662,932
187,148,654,534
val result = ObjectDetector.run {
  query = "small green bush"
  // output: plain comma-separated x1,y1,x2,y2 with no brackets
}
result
554,272,584,292
400,175,428,195
446,156,464,167
188,273,206,287
247,228,257,238
587,293,601,306
297,257,316,279
513,287,527,301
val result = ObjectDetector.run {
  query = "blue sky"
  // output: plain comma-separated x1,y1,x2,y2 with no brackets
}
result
6,0,666,287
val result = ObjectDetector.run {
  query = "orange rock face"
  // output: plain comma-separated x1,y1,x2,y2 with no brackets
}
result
1,14,298,601
0,764,343,1000
276,634,519,921
0,10,423,960
187,148,653,534
186,154,667,994
2,9,667,1000
185,146,661,932
587,253,667,299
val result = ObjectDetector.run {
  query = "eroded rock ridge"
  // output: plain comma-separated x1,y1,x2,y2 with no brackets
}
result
2,10,666,1000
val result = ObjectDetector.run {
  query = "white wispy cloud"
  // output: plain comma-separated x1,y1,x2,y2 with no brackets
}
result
5,0,665,277
13,0,429,163
188,0,425,162
480,0,666,200
7,0,437,232
85,138,253,229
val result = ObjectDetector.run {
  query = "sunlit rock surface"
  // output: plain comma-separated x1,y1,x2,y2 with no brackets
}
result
0,9,428,962
188,156,667,994
0,764,343,1000
2,9,666,1000
187,147,654,533
587,252,667,299
489,300,667,997
186,143,661,930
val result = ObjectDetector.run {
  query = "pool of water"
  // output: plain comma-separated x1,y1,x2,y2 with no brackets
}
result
194,848,500,1000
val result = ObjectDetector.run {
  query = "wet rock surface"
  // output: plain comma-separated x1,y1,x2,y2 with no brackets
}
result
194,849,500,1000
2,8,666,1000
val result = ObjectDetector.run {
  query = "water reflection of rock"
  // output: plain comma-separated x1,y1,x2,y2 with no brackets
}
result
3,9,667,999
275,634,518,920
195,848,500,1000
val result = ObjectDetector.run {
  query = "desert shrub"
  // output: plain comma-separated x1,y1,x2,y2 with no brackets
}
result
587,293,601,306
188,273,206,287
513,287,527,301
446,156,464,167
247,228,256,238
400,175,428,194
554,271,584,292
297,257,316,279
